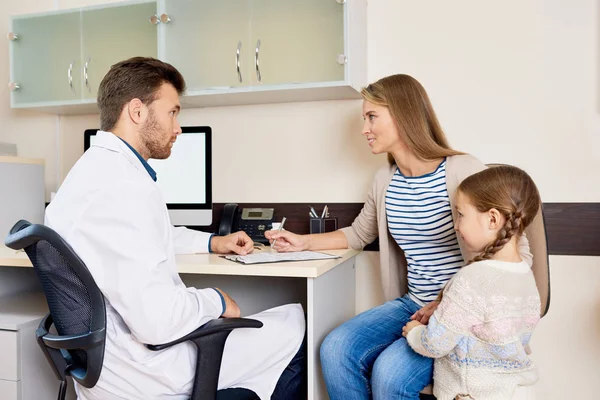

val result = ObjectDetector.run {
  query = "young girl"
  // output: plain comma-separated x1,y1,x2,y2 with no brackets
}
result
402,165,542,400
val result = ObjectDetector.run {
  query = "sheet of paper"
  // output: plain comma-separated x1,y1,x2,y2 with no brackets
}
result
224,251,340,265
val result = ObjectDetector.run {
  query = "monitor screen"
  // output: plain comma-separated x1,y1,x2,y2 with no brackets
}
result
84,127,213,226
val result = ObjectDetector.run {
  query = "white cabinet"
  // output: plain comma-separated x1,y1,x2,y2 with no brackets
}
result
8,1,158,114
0,292,60,400
159,0,366,108
248,0,345,87
81,2,158,100
9,10,82,107
8,0,366,114
158,1,251,91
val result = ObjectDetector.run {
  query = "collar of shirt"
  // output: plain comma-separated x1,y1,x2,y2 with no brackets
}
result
118,137,157,182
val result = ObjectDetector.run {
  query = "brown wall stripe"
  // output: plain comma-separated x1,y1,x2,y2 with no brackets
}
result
199,202,600,257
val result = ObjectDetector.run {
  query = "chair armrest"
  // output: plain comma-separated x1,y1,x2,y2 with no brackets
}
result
37,313,105,350
146,318,262,351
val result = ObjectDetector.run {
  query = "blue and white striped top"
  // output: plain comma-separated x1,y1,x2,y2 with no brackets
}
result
385,159,464,306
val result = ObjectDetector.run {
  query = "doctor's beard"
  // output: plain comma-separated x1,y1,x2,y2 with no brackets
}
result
140,110,171,160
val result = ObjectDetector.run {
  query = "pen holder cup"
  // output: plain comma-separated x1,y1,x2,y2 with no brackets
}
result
310,217,338,234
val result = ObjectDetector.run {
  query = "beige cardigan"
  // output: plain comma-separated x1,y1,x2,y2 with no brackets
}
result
341,154,548,311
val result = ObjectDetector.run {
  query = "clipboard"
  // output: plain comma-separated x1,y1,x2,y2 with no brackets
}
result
222,251,341,265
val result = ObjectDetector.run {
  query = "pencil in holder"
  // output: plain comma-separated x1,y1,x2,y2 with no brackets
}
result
310,217,338,234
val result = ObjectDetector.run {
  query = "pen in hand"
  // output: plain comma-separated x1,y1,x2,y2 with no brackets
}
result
271,217,287,249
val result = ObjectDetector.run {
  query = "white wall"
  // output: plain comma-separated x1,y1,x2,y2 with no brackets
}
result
1,0,600,398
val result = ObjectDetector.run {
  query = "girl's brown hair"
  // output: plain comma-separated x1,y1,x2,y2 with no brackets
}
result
457,165,541,264
361,74,463,164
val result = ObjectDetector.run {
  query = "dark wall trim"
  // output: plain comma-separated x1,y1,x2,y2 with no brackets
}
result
197,202,600,257
543,203,600,256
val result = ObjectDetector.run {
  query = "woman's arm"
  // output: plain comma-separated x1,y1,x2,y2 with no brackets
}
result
265,229,348,252
266,167,387,252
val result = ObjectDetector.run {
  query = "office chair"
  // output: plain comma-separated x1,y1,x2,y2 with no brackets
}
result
5,220,262,400
418,163,552,400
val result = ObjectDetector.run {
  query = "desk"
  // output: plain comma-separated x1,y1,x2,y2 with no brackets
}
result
0,246,358,400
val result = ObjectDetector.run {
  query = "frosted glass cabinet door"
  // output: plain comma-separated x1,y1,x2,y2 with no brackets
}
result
81,2,158,100
10,11,82,106
160,0,251,91
249,0,345,86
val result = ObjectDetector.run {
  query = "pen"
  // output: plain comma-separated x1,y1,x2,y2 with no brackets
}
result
321,205,328,219
271,217,287,249
309,206,319,218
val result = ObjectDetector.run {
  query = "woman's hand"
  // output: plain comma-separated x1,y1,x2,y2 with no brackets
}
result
264,230,309,252
410,300,440,324
402,320,423,337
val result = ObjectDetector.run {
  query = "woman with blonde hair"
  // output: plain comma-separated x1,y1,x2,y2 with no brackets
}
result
266,74,533,399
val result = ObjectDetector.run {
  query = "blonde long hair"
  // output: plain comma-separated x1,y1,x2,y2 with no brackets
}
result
457,165,541,264
361,74,463,164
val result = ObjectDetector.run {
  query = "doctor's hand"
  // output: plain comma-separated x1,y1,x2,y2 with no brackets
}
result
410,300,440,325
265,230,308,252
211,231,254,255
214,288,241,318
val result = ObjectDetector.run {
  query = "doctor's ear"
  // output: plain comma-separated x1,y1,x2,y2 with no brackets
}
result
127,98,146,125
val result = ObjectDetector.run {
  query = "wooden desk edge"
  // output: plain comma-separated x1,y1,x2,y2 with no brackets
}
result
1,248,361,279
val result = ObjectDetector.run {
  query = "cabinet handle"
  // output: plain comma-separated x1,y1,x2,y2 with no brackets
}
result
149,15,160,25
236,41,242,83
255,39,262,82
68,61,75,93
335,0,346,4
8,82,20,91
7,32,18,41
84,58,91,92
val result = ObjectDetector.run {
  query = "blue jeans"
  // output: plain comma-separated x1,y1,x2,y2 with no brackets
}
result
320,295,433,400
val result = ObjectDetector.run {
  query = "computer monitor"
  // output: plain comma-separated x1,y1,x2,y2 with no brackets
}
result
84,127,212,226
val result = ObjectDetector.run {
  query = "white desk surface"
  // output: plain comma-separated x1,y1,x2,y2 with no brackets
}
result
0,246,359,279
0,291,47,331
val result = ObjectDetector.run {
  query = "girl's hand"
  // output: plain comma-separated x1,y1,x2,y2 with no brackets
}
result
402,320,423,337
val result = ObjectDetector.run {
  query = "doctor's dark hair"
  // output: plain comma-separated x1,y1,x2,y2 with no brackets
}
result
97,57,186,132
457,165,541,265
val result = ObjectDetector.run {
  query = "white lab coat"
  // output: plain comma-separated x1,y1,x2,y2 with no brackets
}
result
45,131,304,399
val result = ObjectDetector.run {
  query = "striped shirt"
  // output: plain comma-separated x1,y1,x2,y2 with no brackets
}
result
385,159,464,306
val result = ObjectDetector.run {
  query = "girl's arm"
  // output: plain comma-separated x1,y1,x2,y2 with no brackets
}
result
405,268,484,358
406,313,465,358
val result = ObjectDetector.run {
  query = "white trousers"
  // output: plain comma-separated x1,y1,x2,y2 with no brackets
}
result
76,303,305,400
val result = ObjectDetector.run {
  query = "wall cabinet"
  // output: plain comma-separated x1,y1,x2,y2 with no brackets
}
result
9,1,157,114
8,0,366,114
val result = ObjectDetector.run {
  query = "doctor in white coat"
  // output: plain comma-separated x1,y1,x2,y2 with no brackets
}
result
45,57,305,400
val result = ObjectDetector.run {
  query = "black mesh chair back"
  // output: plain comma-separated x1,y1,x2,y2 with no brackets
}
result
4,220,106,399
